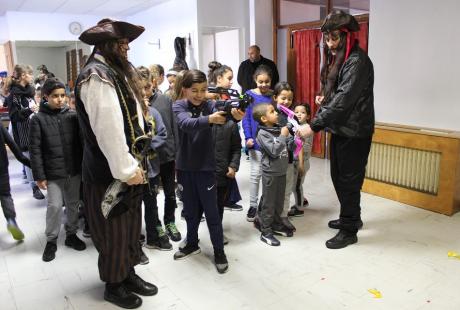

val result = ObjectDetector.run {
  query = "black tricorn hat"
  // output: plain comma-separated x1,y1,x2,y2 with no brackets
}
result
79,18,145,45
320,10,360,33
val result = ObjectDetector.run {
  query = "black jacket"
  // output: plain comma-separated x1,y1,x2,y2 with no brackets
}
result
5,84,35,151
237,56,280,93
150,92,179,164
311,44,374,138
212,120,241,187
28,103,82,181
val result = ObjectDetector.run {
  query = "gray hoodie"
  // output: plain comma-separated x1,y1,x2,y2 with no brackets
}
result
256,125,294,176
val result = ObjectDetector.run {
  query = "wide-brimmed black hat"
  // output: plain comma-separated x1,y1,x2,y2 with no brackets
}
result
79,18,145,45
320,10,360,33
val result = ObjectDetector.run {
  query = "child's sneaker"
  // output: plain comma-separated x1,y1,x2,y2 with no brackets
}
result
214,251,228,274
260,232,280,246
42,242,57,262
288,207,304,217
246,207,257,222
303,197,309,207
174,244,201,260
273,226,294,237
224,204,243,211
281,217,296,232
64,234,86,251
165,222,181,242
139,248,149,265
7,218,24,241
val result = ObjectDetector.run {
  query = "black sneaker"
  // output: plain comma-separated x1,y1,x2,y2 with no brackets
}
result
104,283,142,309
325,230,358,249
65,234,86,251
328,219,363,230
42,242,57,262
139,233,146,243
214,251,228,274
246,207,257,222
145,234,172,251
288,207,304,217
32,186,45,200
173,244,201,260
273,226,294,237
303,198,309,207
253,217,261,232
224,204,243,211
281,217,296,232
260,232,280,246
139,248,149,265
82,220,91,238
165,223,181,242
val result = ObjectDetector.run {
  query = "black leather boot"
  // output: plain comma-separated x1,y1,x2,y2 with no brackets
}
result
123,270,158,296
328,218,363,230
104,282,142,309
325,230,358,249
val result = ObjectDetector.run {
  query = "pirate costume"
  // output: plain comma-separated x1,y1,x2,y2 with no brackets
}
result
75,19,157,309
310,10,375,249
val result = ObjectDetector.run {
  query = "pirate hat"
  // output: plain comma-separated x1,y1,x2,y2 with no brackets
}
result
79,18,145,45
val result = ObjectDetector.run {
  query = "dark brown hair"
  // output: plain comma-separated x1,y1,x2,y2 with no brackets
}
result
320,31,346,102
182,69,207,88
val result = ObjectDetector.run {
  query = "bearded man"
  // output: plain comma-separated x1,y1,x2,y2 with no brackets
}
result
75,19,157,308
309,10,375,249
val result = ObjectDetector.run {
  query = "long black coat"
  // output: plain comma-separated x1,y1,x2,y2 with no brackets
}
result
212,120,241,187
311,44,374,138
0,126,30,195
28,103,82,181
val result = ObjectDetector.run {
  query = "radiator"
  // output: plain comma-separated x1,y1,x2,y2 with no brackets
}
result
365,142,441,195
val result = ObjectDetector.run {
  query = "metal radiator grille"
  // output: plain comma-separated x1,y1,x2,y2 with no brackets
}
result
365,142,441,195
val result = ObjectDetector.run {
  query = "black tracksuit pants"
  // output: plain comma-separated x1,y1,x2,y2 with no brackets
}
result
177,170,224,252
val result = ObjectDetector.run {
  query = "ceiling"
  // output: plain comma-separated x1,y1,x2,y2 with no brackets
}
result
284,0,369,11
0,0,170,17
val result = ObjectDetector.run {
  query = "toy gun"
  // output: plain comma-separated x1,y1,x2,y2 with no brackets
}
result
207,87,253,114
101,134,151,219
277,104,303,156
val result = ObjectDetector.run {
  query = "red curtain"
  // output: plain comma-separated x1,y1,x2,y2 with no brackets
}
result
294,28,323,154
294,22,368,155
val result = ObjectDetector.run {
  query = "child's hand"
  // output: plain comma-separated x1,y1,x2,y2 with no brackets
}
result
299,165,305,177
246,138,254,148
31,104,39,113
230,108,245,121
281,126,289,136
209,111,227,124
296,124,312,138
226,167,236,178
37,180,47,190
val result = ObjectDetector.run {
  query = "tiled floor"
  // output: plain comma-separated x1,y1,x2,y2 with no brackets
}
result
1,153,460,309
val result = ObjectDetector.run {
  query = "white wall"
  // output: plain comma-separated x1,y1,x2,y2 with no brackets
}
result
197,0,250,74
16,46,67,82
253,0,273,60
277,28,288,82
280,2,321,25
369,0,460,131
0,16,8,43
127,0,198,84
0,45,6,72
5,12,105,41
